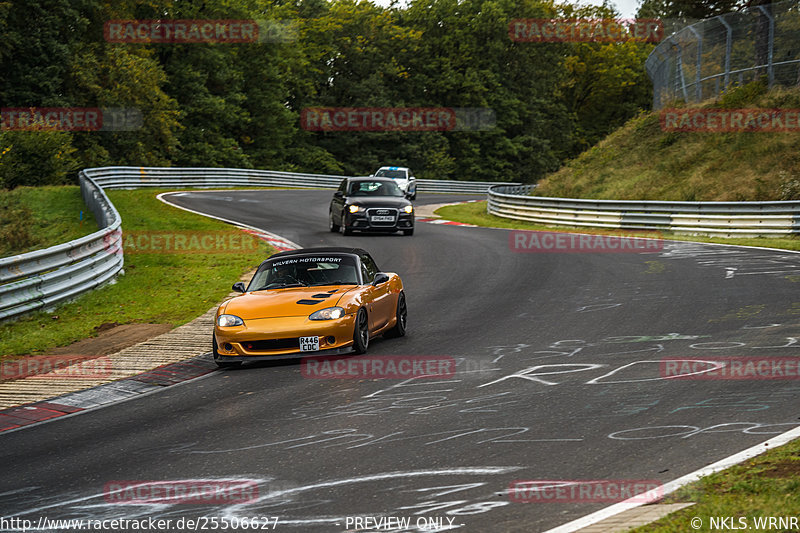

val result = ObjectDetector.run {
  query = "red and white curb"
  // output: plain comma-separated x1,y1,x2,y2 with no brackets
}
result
239,228,298,252
0,354,217,434
417,217,478,227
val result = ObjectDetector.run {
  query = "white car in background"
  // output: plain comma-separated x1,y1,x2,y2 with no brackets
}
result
372,166,417,200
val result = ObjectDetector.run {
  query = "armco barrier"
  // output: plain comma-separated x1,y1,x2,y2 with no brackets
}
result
488,185,800,237
84,166,507,194
0,171,123,320
0,166,511,321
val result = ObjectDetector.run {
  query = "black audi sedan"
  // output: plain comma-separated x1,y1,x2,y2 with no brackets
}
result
329,177,415,236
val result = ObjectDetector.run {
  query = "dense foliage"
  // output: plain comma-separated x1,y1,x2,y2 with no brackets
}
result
0,0,656,187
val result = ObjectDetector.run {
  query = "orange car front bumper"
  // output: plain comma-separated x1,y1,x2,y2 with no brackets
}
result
214,313,357,359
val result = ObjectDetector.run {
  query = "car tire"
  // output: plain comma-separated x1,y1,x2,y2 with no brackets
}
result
352,308,369,354
341,222,353,236
329,211,340,232
384,291,407,338
213,336,242,369
403,228,414,236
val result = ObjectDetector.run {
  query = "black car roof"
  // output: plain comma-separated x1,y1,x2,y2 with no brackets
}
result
267,247,369,260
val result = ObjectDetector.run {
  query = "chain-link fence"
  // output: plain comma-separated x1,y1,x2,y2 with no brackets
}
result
646,0,800,109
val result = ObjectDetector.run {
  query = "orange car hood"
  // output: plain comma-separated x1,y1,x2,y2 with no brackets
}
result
223,286,356,319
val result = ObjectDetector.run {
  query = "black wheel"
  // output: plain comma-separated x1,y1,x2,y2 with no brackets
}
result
385,292,407,338
213,336,242,369
329,211,340,232
403,228,414,236
341,221,353,236
352,308,369,354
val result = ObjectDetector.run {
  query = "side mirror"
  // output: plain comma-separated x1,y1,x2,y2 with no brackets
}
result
405,191,414,200
334,190,343,198
232,282,247,293
372,272,390,286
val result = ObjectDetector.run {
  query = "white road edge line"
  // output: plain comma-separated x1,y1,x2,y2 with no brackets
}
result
155,191,301,249
543,424,800,533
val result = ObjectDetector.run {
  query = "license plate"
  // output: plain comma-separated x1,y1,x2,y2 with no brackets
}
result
299,336,320,352
371,215,395,222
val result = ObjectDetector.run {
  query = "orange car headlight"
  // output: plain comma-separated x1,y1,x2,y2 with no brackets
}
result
218,314,244,327
309,307,344,320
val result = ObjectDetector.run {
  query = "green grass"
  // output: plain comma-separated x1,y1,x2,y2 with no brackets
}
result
0,186,99,257
534,84,800,202
436,200,800,252
630,440,800,532
0,189,272,359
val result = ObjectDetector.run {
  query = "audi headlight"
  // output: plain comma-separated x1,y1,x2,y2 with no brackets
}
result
403,205,413,213
348,204,364,214
309,307,344,320
218,314,244,327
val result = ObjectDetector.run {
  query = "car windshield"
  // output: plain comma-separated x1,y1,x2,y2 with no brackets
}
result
248,255,360,290
349,180,404,197
374,169,407,180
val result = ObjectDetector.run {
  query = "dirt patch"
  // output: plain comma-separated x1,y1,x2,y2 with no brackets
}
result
760,458,800,479
46,323,174,357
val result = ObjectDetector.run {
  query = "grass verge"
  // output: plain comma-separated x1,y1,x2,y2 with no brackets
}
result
0,185,99,257
533,83,800,202
0,189,272,359
630,441,800,532
435,200,800,252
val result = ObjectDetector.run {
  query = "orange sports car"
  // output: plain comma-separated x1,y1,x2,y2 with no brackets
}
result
213,247,407,368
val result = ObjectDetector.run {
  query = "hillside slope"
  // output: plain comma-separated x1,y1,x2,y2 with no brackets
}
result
534,83,800,201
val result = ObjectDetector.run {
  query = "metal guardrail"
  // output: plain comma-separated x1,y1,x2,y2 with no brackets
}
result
0,166,511,321
488,185,800,237
0,171,124,320
86,166,507,194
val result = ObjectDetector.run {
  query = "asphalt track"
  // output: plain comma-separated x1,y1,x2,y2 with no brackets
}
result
3,189,800,532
